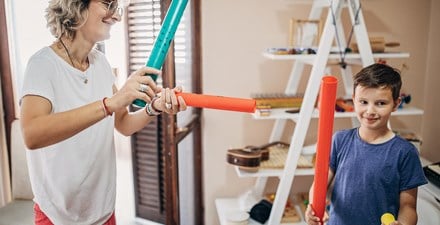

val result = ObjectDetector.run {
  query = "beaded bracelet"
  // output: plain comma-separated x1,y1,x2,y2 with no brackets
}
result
102,97,113,117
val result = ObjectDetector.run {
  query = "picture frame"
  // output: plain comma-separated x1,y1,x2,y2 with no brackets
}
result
288,19,323,48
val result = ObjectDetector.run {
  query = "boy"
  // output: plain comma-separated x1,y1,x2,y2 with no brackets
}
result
305,63,427,225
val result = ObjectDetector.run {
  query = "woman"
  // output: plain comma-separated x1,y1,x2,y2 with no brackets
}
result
20,0,186,224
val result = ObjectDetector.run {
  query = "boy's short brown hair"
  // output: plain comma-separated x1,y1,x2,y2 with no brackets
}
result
353,63,402,100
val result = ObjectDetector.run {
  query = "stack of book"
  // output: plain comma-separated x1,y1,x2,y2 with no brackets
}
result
252,93,303,109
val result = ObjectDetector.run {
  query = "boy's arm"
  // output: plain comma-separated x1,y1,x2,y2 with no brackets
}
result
305,168,335,225
396,188,418,225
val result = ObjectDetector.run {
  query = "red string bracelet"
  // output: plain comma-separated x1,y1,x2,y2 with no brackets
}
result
102,97,113,116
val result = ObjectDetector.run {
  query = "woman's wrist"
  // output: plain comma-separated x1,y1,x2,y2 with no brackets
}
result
102,97,113,117
145,97,162,116
151,97,162,113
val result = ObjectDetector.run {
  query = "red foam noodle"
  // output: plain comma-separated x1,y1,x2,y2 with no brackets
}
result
176,92,256,113
312,76,338,221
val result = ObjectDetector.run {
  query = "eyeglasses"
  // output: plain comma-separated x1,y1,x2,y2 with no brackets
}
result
99,0,123,17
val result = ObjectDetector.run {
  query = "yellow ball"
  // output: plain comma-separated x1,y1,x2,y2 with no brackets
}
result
381,213,395,225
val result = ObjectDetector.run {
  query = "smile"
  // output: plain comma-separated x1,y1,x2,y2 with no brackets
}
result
365,117,379,123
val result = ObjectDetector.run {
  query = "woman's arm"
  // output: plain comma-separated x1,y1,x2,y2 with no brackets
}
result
21,66,162,149
20,95,108,149
110,85,186,136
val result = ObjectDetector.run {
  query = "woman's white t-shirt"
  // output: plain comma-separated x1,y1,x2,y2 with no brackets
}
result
21,46,116,225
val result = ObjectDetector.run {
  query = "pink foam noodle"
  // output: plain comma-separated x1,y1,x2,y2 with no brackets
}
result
311,76,338,221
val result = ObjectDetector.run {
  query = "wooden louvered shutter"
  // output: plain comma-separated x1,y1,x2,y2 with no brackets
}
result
126,0,203,224
131,120,165,222
126,0,166,223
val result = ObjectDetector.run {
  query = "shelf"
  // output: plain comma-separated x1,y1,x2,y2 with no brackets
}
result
233,144,317,178
253,106,423,121
262,50,410,65
215,198,307,225
235,166,314,178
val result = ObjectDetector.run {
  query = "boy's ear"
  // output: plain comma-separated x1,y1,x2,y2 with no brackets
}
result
393,97,402,111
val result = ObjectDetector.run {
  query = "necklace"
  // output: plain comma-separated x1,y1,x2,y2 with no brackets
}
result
59,38,88,84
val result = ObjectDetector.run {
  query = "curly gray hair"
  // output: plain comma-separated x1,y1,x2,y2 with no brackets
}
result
46,0,90,39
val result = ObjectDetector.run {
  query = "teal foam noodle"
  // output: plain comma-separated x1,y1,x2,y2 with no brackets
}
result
133,0,189,107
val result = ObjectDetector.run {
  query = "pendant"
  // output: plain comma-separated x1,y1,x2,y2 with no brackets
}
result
84,79,88,84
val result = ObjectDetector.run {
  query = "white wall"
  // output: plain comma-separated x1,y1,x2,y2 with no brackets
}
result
202,1,297,223
9,0,127,113
202,0,438,224
422,0,440,162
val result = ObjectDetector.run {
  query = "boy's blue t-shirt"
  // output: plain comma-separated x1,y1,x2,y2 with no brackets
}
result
328,128,427,225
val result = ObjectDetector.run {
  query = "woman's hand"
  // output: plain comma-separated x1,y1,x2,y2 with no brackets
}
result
152,86,187,114
107,66,162,112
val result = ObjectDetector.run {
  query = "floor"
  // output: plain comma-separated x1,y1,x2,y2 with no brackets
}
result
114,134,162,225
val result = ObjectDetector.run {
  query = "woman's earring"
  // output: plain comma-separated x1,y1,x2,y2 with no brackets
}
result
63,20,72,29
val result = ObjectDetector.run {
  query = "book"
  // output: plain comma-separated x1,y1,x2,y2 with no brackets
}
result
252,93,303,109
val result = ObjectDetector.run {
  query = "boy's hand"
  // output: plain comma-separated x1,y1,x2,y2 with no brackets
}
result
382,221,402,225
381,213,402,225
305,204,328,225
